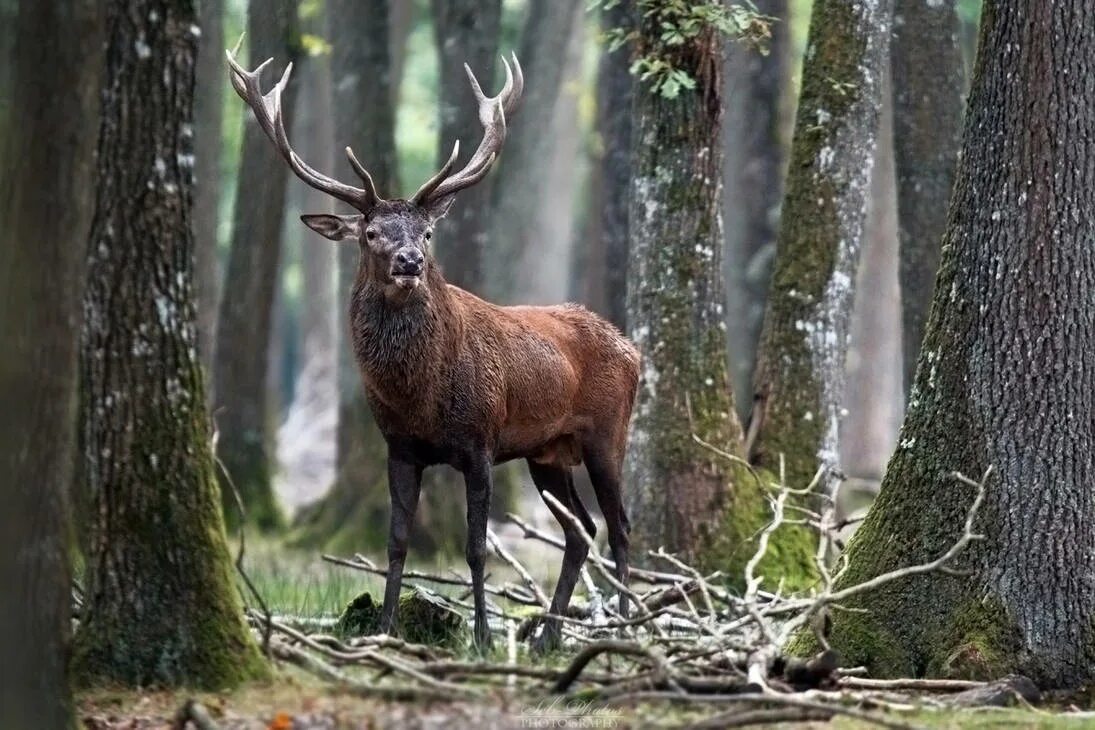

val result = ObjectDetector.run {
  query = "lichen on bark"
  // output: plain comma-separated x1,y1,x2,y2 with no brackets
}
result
751,0,892,496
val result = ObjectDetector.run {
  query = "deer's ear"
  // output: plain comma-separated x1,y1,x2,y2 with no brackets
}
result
301,214,363,241
424,194,455,221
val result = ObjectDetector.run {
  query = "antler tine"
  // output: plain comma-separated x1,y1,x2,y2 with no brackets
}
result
412,54,524,206
225,48,382,213
410,141,461,205
345,146,381,203
503,52,524,117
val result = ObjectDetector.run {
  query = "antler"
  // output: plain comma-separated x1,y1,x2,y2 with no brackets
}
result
411,53,524,206
225,48,383,213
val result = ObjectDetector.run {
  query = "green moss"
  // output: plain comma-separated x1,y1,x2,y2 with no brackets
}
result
701,464,819,592
814,607,916,676
926,596,1022,680
336,589,468,648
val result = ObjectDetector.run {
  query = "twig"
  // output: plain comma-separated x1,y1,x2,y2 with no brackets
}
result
487,528,550,608
840,677,986,692
553,639,678,693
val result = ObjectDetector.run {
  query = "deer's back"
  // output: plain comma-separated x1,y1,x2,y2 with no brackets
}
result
453,290,640,464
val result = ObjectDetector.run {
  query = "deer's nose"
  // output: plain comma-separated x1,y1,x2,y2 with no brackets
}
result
393,248,424,274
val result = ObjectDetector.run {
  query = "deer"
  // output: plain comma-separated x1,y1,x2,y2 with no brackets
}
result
226,49,640,652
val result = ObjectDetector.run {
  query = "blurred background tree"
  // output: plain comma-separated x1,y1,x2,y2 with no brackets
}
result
213,0,303,532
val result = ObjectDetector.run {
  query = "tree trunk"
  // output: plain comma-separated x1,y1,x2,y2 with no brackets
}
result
840,69,902,485
389,0,414,100
750,0,892,495
277,35,338,511
213,0,302,531
488,0,583,302
0,2,100,725
522,5,587,305
73,0,264,689
722,0,791,418
826,0,1095,689
193,0,224,376
292,0,409,554
430,0,502,292
893,0,964,391
0,0,18,138
622,8,812,582
595,0,636,331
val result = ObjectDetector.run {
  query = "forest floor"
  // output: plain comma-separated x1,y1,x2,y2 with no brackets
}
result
75,543,1095,729
76,678,1090,729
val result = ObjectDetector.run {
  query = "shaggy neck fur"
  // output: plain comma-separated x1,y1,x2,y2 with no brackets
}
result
349,259,460,413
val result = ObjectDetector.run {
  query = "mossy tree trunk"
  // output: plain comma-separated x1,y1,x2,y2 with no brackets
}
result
623,8,814,582
827,0,1095,689
213,0,302,532
722,0,791,418
74,0,265,689
0,1,101,725
750,0,892,494
193,0,224,376
893,0,964,392
431,0,502,292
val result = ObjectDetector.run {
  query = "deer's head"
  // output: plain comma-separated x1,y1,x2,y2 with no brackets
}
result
226,49,523,299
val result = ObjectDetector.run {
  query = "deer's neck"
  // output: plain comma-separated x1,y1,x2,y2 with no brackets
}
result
350,266,460,406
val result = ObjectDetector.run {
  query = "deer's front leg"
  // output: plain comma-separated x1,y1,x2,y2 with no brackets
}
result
463,452,493,650
379,454,422,635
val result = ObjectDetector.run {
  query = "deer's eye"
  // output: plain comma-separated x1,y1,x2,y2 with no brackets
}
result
365,228,378,241
424,229,432,241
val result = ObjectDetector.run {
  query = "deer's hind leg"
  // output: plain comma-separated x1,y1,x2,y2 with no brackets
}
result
528,459,595,653
581,441,631,618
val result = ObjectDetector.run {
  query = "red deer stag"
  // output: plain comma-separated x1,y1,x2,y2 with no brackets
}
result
226,49,639,651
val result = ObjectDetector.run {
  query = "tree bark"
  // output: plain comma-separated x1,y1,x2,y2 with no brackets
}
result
430,0,502,292
750,0,892,495
722,0,791,417
840,68,902,484
213,0,302,531
827,0,1095,689
193,0,224,376
595,1,636,331
0,0,18,138
622,7,812,581
0,1,101,725
488,0,584,302
892,0,964,391
73,0,264,689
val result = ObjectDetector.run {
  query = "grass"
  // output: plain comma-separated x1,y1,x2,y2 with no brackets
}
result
242,538,370,618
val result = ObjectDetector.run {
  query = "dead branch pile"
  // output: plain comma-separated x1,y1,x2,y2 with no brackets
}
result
235,461,1008,729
